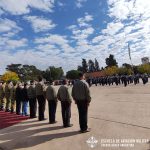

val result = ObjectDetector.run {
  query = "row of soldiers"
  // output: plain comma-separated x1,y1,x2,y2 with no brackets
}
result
86,74,149,87
0,73,91,133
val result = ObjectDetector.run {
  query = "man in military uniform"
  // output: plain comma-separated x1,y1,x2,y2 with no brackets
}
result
35,77,46,121
0,81,5,111
27,80,37,118
5,81,11,112
10,82,16,113
72,72,91,133
57,80,73,128
46,81,57,124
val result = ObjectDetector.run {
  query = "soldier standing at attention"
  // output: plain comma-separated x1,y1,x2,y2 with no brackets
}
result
0,81,5,111
27,80,37,118
10,82,16,113
5,81,11,112
72,72,91,133
22,83,29,116
35,77,46,121
57,80,73,128
46,81,57,124
15,82,23,115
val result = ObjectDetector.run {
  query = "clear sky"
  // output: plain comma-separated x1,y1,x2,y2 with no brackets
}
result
0,0,150,74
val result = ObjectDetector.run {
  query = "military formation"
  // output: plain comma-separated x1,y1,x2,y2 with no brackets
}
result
0,73,91,133
0,73,149,133
86,74,149,87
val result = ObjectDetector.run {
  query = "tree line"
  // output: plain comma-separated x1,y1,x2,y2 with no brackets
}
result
0,64,64,82
0,54,150,81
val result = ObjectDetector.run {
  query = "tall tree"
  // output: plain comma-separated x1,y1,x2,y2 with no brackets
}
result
82,59,88,73
122,63,132,69
88,60,95,72
66,70,80,80
6,64,42,81
105,54,118,67
42,66,64,81
77,66,83,72
95,59,100,71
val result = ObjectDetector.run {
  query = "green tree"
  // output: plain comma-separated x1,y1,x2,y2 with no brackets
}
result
95,58,100,71
105,54,118,67
1,71,19,82
66,70,80,80
122,63,132,69
77,66,83,72
82,59,88,73
6,64,42,81
118,67,133,75
104,66,119,76
88,59,95,72
42,66,64,81
137,64,150,74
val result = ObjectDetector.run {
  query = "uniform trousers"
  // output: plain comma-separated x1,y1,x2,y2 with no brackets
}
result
37,95,46,121
76,100,88,131
61,101,71,126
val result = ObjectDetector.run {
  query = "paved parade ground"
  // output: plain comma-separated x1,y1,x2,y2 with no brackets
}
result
0,81,150,150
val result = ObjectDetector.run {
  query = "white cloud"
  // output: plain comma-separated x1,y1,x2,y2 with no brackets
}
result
102,22,124,35
76,0,87,8
0,0,150,74
0,0,55,15
0,37,28,49
6,38,28,49
24,16,56,32
35,34,75,53
0,18,22,33
77,13,93,27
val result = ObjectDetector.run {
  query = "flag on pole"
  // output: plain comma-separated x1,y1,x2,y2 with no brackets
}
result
128,44,131,60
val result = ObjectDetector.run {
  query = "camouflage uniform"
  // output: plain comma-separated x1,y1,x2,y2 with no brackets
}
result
10,85,16,113
0,83,5,110
5,83,11,111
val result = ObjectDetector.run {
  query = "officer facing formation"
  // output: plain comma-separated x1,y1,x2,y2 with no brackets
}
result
72,72,91,133
57,80,72,128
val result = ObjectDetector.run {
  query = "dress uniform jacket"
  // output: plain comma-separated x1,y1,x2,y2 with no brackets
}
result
72,80,91,103
57,85,71,102
46,85,57,101
27,85,36,99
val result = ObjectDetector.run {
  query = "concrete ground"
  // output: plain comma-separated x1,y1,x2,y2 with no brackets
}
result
0,81,150,150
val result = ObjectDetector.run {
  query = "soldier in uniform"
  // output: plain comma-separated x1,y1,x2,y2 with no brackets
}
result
0,81,5,111
57,80,73,128
35,77,46,121
27,80,37,118
46,81,57,124
5,81,11,112
72,72,91,133
15,82,23,115
10,82,16,113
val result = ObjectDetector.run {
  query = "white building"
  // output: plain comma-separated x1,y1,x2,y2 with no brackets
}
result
141,57,149,64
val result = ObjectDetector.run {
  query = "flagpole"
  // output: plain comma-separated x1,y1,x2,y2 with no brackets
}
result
128,43,134,73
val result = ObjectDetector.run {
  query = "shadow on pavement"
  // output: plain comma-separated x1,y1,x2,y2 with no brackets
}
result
0,125,80,150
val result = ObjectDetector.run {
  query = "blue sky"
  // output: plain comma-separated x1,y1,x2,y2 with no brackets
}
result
0,0,150,74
